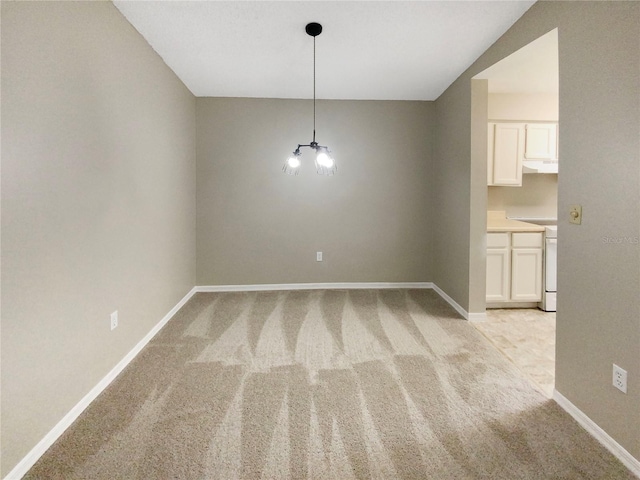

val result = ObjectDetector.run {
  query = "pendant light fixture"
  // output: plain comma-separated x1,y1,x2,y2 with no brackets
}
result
283,22,337,176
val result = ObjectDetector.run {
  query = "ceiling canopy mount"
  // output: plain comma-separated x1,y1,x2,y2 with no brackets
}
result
305,22,322,37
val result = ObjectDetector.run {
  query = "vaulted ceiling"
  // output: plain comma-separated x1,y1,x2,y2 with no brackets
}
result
113,1,538,101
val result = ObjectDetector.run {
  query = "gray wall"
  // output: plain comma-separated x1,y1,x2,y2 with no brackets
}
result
433,85,473,308
434,1,640,461
196,98,434,285
1,2,196,475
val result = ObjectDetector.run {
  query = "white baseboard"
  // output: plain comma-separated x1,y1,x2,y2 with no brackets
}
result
6,281,472,480
430,283,470,320
197,282,472,321
553,390,640,477
4,287,198,480
196,282,433,292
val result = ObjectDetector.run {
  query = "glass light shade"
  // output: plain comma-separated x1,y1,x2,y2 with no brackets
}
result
283,153,301,175
315,148,336,176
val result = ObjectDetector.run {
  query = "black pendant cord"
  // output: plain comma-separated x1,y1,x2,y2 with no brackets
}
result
313,35,316,145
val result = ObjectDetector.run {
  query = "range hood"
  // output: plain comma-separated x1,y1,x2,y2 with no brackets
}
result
522,160,558,174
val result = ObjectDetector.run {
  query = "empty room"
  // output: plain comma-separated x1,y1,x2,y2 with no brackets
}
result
1,1,639,479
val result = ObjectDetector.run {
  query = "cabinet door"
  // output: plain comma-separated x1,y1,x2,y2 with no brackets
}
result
490,123,525,186
510,248,542,301
525,123,557,160
486,248,510,302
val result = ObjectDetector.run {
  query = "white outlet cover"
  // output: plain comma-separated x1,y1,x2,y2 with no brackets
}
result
613,364,627,393
111,311,118,330
316,252,323,262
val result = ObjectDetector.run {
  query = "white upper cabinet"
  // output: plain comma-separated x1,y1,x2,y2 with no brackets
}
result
488,122,559,185
488,123,525,186
524,123,558,160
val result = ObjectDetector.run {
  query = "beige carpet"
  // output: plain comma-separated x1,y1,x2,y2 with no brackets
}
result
25,289,634,479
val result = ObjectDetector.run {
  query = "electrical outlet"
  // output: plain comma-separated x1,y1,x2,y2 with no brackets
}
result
613,364,627,393
316,252,323,262
111,311,118,331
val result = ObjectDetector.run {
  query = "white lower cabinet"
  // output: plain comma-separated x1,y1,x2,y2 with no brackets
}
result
486,233,510,302
511,248,543,301
487,232,542,304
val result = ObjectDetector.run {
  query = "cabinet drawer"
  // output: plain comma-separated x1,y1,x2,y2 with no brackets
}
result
487,233,509,248
512,232,543,248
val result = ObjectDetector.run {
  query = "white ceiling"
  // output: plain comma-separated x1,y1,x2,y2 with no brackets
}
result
113,1,537,101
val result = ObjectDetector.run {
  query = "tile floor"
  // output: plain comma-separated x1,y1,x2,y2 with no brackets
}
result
473,308,556,398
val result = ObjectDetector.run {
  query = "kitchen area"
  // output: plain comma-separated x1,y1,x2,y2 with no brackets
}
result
475,89,559,397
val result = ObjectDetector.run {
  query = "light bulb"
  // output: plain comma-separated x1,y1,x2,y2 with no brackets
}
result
283,152,302,175
287,156,301,168
316,151,334,168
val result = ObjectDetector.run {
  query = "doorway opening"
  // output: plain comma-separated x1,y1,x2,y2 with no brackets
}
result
470,29,559,397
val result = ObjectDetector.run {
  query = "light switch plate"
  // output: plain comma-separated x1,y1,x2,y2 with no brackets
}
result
569,204,582,224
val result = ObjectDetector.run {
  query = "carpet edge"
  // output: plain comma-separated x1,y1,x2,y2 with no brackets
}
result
196,282,472,321
4,287,199,480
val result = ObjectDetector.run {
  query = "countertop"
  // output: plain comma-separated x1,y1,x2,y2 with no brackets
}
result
487,211,545,233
